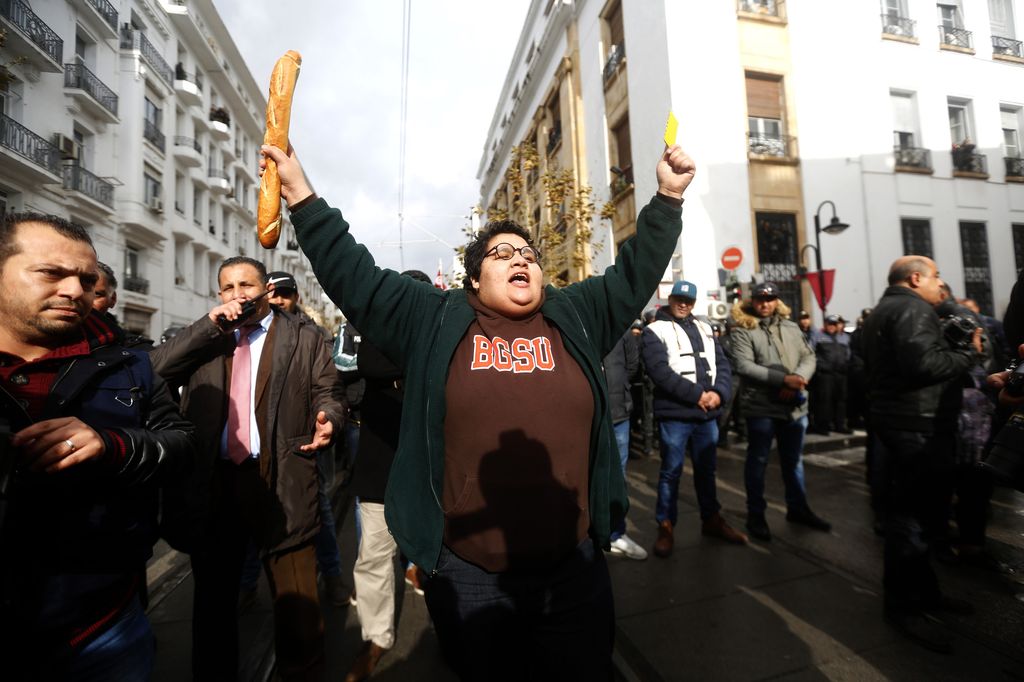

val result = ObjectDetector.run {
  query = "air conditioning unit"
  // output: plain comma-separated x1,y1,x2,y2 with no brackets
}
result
708,302,729,320
52,134,79,160
148,197,164,213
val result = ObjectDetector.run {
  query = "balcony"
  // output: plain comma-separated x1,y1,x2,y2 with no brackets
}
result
123,275,150,295
172,135,202,167
893,146,932,173
747,131,797,160
939,25,974,53
0,0,63,72
173,65,203,107
64,63,119,124
62,163,114,210
209,107,231,140
602,43,625,86
993,35,1024,61
120,28,173,87
1006,157,1024,182
69,0,118,40
208,167,231,194
221,139,237,163
737,0,783,19
0,113,60,182
546,120,562,156
951,147,988,178
161,0,220,72
880,14,916,41
143,118,165,152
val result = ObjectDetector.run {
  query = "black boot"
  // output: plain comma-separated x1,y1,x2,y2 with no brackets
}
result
786,505,832,532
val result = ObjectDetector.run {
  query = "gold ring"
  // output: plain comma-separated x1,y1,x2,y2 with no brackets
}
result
64,439,76,451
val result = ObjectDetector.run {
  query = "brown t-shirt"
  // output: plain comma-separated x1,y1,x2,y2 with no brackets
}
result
442,294,594,572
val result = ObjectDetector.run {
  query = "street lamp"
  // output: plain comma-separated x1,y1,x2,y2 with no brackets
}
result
810,200,849,318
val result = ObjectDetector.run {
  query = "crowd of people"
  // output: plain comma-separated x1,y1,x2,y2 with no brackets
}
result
0,137,1020,682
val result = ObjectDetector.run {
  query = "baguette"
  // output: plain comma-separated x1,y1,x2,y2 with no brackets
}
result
257,50,302,249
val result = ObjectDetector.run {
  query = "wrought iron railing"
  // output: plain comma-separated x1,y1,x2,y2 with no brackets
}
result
62,163,114,208
143,118,165,151
602,43,625,84
939,25,973,49
738,0,782,17
1006,156,1024,178
952,149,987,174
747,132,795,157
208,168,229,180
85,0,117,31
0,113,60,175
120,28,173,85
880,14,915,38
174,64,203,91
0,0,63,65
123,275,149,295
993,35,1024,58
893,146,931,170
174,135,201,154
64,63,118,117
547,120,562,155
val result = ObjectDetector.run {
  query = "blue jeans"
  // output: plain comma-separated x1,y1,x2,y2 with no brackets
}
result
744,416,809,515
315,448,342,578
425,539,613,680
65,595,154,681
657,419,721,524
610,420,630,540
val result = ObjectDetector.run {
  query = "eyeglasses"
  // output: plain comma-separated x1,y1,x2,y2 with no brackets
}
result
484,242,542,264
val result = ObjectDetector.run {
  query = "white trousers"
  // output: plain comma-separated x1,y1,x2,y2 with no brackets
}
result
353,501,397,649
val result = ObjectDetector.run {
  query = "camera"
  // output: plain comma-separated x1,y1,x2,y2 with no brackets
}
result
942,314,977,350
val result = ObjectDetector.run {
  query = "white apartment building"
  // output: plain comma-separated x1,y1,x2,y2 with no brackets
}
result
479,0,1024,323
0,0,334,340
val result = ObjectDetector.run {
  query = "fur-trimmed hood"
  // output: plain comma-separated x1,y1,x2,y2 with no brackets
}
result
730,298,792,330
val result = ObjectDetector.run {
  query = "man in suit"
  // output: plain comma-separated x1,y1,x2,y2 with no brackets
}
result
151,256,346,681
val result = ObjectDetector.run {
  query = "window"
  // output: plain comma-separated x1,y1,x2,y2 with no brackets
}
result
938,3,963,30
175,172,185,214
546,93,562,156
609,114,633,192
143,170,161,204
192,186,202,226
125,246,141,279
1002,107,1021,158
74,31,92,67
1013,224,1024,274
989,0,1016,39
901,218,933,258
144,96,161,127
948,101,971,144
746,75,786,156
891,91,918,148
754,212,801,314
960,221,993,315
883,0,907,18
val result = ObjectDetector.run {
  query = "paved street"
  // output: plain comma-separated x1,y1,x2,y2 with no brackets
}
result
148,431,1024,680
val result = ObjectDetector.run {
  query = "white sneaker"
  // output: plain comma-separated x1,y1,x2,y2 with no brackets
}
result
609,534,648,560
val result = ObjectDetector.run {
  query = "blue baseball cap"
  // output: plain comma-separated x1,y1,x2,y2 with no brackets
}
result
669,280,698,300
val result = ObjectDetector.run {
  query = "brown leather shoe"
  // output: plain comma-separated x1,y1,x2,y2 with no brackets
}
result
653,520,674,558
702,513,749,544
344,642,387,682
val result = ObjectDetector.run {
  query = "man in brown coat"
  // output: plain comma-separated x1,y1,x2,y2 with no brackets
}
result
150,256,345,681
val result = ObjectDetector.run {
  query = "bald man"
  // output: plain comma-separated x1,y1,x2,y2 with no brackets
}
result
863,255,982,653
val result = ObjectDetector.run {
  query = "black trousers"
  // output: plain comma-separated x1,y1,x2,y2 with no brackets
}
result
811,372,848,431
874,428,954,613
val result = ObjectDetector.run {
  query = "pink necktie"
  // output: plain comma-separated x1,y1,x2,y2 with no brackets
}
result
226,326,256,464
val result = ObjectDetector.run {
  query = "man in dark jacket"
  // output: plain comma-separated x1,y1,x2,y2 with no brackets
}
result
864,256,982,653
0,213,194,679
602,330,648,560
150,256,346,681
643,280,746,557
809,314,852,435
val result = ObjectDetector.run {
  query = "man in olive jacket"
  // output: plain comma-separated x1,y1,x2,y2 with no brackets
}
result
864,256,981,653
729,282,830,541
150,257,345,681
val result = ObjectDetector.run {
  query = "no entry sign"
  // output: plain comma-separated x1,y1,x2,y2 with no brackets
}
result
721,246,743,271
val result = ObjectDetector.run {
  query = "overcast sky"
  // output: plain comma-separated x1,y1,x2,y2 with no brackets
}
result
213,0,529,277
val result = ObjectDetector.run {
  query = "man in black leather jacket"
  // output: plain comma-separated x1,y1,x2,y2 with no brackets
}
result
864,255,981,653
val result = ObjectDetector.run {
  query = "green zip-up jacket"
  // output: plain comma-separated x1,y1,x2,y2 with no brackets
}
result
292,195,682,571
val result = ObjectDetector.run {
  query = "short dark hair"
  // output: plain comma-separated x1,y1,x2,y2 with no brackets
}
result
401,269,432,284
96,261,117,289
0,212,93,269
218,256,267,282
461,220,535,290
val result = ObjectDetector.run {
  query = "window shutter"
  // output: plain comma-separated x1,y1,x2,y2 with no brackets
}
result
746,76,782,119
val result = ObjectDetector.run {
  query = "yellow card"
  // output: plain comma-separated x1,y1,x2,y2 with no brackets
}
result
664,111,679,147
